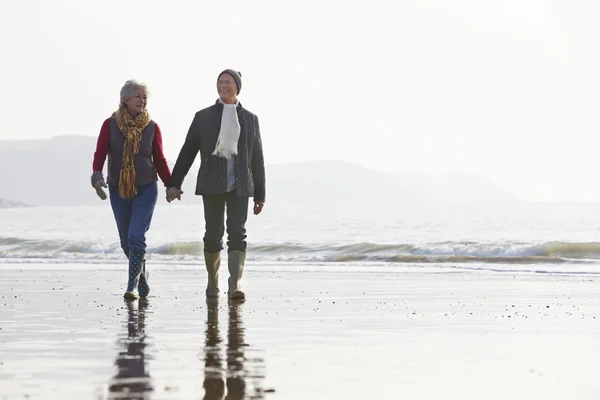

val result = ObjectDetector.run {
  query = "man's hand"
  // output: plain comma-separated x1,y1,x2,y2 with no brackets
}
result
91,172,108,200
253,200,264,215
166,187,184,203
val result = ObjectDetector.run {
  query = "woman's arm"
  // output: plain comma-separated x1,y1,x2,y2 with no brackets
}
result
152,123,172,186
92,119,111,174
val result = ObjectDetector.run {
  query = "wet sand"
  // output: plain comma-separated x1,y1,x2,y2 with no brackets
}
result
1,263,599,399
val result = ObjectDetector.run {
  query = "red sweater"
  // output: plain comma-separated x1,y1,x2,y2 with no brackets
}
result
92,118,171,186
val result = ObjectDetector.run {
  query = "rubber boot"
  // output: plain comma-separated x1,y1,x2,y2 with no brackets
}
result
124,251,144,300
205,251,221,298
227,250,246,300
138,260,150,299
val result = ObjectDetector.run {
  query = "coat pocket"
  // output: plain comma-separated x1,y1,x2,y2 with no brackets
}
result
199,158,212,174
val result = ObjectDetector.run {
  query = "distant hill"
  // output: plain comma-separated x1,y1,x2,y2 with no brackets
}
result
0,198,30,208
266,160,521,206
0,135,102,206
0,135,521,206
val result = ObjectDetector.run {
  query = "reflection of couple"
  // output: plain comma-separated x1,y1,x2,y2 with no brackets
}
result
108,300,152,396
203,299,266,400
90,70,266,301
108,299,265,399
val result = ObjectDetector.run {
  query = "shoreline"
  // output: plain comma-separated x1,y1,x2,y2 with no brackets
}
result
1,260,600,275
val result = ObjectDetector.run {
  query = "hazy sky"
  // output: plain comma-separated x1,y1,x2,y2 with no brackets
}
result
1,0,599,201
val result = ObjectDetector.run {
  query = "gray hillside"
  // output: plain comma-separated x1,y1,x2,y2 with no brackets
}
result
0,136,521,206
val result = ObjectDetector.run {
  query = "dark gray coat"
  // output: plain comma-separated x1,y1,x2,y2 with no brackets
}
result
169,101,266,202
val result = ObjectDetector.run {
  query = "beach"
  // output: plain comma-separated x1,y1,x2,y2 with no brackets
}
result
1,262,599,400
4,0,600,398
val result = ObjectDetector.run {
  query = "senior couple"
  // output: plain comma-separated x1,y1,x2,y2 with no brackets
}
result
90,70,266,302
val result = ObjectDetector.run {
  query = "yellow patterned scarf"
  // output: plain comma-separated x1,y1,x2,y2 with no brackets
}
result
112,106,150,199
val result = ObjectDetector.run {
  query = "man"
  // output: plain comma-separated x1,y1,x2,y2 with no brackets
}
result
167,70,266,301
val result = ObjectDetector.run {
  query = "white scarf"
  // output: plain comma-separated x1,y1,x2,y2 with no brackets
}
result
213,99,241,159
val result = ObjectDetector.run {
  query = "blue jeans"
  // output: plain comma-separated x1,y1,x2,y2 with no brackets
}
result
109,182,158,256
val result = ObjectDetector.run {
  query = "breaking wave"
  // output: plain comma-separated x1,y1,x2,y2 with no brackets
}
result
2,236,600,264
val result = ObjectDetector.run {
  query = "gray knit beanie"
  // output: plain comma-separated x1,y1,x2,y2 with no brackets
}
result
218,69,242,94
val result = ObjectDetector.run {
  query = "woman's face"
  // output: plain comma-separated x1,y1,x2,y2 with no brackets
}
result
124,87,147,115
217,73,237,104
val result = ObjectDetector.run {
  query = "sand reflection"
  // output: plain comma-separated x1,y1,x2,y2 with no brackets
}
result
108,299,153,398
203,299,266,400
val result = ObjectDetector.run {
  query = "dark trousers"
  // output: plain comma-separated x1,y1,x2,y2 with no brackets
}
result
203,191,249,253
109,182,158,256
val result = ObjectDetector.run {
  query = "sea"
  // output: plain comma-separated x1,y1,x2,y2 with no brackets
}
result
2,201,600,274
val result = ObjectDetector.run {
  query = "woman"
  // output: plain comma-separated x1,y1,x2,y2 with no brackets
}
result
91,79,171,300
167,69,266,301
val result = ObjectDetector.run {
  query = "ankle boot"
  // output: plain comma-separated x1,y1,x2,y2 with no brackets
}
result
124,251,144,300
204,251,221,298
138,259,150,298
227,250,246,300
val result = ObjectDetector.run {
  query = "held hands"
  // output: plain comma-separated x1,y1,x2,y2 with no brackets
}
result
166,187,184,203
91,172,108,200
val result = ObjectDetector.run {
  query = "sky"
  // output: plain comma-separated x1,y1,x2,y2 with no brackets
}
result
1,0,599,202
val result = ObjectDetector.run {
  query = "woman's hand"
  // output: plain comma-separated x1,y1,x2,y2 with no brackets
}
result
91,172,108,200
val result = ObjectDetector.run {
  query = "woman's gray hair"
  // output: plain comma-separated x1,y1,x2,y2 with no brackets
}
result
119,79,149,106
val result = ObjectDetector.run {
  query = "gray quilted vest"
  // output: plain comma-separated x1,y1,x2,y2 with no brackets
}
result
106,118,157,187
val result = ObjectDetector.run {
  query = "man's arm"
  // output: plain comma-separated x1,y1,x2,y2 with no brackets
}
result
251,115,266,203
169,113,201,189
